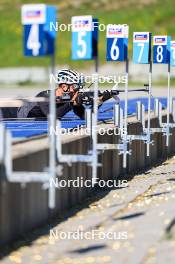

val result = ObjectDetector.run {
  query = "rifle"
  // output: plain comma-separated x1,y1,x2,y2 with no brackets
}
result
0,85,149,108
56,85,149,106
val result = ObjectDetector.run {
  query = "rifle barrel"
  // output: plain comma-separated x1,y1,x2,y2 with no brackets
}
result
111,88,148,94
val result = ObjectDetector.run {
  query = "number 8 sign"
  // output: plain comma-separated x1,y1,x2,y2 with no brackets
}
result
106,24,129,61
153,36,171,64
133,32,151,64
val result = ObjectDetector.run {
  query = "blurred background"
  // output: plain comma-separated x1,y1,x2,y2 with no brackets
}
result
0,0,175,89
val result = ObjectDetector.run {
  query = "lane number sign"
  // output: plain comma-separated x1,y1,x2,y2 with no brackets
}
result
106,24,129,61
153,36,171,64
72,15,98,60
21,4,56,56
170,41,175,67
133,32,151,64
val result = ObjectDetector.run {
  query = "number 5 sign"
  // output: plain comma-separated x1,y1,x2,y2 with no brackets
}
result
153,36,171,64
21,4,57,56
72,16,98,60
106,24,129,61
133,32,151,64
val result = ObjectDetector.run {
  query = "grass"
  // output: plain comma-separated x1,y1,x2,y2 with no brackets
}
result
0,0,175,68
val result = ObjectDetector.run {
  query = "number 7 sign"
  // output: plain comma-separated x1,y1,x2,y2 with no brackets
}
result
133,32,151,64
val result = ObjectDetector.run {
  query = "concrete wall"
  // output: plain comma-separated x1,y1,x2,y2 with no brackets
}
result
0,114,175,246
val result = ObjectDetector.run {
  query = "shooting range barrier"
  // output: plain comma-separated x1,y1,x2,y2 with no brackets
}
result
1,96,175,246
0,66,175,245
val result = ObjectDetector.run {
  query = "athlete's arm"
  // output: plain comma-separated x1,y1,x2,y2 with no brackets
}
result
56,102,73,119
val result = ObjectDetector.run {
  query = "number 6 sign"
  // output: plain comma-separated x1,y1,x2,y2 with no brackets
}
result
71,16,98,60
153,36,171,64
133,32,151,64
106,24,129,61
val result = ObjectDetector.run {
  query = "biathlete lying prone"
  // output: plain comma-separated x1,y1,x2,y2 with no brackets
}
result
1,69,113,120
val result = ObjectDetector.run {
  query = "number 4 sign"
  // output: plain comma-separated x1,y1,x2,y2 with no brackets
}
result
21,4,57,56
153,36,171,64
133,32,151,64
26,24,42,56
106,24,129,61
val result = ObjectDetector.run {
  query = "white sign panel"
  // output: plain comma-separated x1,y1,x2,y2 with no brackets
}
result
72,16,93,32
21,4,46,25
153,36,167,45
106,24,129,38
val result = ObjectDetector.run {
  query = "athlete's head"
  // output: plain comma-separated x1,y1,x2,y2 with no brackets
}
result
57,69,85,94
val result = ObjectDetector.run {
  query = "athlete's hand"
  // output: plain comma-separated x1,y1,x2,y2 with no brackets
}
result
101,90,111,102
56,88,64,97
71,91,79,105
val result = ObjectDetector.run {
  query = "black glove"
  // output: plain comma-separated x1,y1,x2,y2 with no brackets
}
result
101,90,111,102
76,93,93,106
75,93,84,106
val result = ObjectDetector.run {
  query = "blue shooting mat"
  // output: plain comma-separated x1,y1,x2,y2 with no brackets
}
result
3,97,168,138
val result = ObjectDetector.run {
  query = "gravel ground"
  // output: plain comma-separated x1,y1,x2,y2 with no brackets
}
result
0,157,175,264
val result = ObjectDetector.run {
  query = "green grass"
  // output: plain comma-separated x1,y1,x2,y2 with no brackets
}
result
0,0,175,68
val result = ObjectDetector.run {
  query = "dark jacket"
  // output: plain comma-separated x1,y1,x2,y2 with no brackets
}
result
17,90,85,119
1,107,18,119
